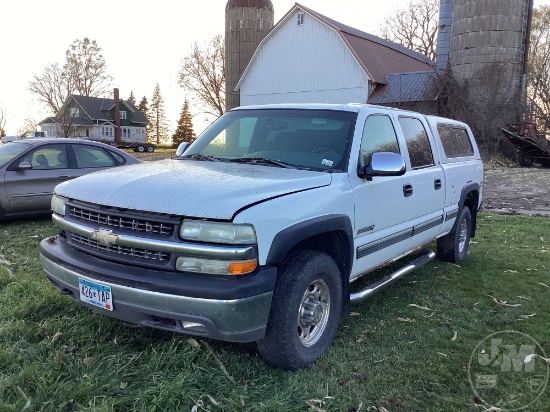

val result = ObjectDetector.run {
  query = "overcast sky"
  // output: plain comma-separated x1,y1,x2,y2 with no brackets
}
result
2,0,550,135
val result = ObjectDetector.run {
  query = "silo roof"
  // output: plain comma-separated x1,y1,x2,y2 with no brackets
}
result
226,0,274,11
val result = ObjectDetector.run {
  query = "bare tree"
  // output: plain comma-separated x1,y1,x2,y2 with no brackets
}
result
0,106,6,137
29,38,112,114
379,0,439,61
178,35,225,118
17,118,39,136
527,5,550,132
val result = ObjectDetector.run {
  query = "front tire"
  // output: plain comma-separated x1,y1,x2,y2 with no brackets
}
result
137,145,145,153
437,207,472,263
257,250,342,370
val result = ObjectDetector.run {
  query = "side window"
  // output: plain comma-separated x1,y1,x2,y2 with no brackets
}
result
437,125,474,157
360,115,400,165
108,150,126,165
398,117,434,169
74,145,116,169
22,144,68,170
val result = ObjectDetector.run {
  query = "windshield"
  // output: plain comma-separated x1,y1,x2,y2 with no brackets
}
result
0,142,31,168
182,109,358,171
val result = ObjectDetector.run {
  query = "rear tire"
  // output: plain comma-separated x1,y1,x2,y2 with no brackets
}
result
137,145,145,153
146,146,154,153
437,207,471,263
257,250,342,370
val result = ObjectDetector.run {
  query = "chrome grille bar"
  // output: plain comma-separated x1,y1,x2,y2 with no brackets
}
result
70,206,174,236
71,234,170,262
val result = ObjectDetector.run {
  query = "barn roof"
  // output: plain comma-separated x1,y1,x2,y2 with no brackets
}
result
236,3,435,89
367,71,438,104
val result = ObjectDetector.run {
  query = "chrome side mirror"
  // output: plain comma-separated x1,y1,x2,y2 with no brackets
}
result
175,142,190,156
358,152,406,180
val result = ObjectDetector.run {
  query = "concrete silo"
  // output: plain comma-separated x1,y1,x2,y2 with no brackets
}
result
225,0,274,111
449,0,533,101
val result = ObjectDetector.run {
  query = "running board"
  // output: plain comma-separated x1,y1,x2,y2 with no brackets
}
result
350,248,436,303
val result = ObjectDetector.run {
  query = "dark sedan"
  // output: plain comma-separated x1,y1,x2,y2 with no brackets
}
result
0,139,140,219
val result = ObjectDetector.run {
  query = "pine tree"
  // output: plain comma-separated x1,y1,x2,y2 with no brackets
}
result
127,91,136,105
172,100,195,147
138,96,152,140
150,84,169,144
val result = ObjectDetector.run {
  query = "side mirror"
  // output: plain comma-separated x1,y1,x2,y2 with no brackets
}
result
358,152,406,180
175,142,190,156
17,161,33,171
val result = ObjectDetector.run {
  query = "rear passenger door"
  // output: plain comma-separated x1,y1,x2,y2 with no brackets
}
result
397,116,445,244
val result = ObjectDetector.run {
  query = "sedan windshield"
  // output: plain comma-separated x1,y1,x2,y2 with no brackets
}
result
182,109,358,171
0,142,31,168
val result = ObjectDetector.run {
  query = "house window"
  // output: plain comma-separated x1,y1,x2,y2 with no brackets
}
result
297,13,305,26
120,111,127,120
102,126,114,137
69,108,79,117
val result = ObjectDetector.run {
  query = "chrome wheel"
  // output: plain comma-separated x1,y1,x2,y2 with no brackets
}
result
298,279,330,347
458,218,468,253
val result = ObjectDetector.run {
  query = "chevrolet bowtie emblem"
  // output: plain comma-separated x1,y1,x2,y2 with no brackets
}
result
92,228,119,246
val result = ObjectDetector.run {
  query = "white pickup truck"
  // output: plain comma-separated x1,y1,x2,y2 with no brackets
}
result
40,103,483,369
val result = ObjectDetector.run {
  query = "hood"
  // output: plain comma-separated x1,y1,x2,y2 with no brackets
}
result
55,159,332,220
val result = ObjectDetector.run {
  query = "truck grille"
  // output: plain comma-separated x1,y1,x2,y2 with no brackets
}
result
71,233,170,262
70,206,175,236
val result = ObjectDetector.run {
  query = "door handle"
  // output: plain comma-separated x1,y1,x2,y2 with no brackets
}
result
58,175,70,180
403,184,413,197
434,179,442,190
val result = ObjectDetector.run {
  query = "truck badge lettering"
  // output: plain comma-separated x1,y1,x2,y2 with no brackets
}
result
357,225,375,235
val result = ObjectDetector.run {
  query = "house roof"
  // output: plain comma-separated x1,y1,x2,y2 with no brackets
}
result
367,71,438,104
236,3,435,89
71,95,149,124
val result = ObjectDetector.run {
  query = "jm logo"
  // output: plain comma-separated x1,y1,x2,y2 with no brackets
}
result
478,339,536,372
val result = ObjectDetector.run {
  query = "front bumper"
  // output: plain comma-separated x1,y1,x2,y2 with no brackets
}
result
40,238,276,342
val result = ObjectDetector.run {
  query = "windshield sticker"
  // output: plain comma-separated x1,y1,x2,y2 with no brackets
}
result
322,159,334,167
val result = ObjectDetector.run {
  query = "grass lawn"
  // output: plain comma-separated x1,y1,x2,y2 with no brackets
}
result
0,213,548,411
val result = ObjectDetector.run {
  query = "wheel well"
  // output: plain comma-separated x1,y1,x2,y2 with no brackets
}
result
286,231,351,316
463,190,479,238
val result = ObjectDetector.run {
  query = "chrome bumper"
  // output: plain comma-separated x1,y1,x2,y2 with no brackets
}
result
40,253,272,342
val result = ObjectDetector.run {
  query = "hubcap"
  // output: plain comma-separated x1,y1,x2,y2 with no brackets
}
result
297,279,330,347
458,218,468,253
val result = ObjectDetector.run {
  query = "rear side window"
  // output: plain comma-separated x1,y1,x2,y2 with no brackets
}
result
437,124,474,157
74,145,116,168
398,117,434,169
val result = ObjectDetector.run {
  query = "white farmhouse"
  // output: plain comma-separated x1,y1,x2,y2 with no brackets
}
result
236,3,437,110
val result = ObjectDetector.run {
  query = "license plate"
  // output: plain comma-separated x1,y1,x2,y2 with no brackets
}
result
78,277,113,311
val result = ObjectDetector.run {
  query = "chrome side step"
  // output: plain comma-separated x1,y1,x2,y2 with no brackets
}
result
350,248,436,303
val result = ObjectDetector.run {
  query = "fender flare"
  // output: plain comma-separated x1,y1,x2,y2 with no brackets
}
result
266,214,354,316
453,183,480,238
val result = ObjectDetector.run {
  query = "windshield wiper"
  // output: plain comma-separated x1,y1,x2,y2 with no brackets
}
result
178,153,220,162
229,157,297,169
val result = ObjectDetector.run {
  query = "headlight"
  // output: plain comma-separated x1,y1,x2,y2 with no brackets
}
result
51,195,66,216
180,220,256,244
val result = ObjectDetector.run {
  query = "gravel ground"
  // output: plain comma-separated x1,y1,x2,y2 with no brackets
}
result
131,150,550,217
483,165,550,217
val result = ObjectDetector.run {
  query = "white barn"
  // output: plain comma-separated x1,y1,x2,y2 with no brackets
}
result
236,3,436,108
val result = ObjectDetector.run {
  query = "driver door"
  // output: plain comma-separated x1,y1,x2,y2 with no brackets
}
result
3,144,71,213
